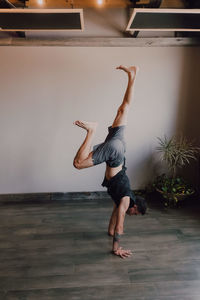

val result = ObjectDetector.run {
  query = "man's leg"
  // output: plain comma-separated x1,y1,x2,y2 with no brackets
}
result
112,65,138,128
73,121,98,170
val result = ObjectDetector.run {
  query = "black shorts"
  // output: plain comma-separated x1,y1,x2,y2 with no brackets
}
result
92,126,126,168
102,167,136,208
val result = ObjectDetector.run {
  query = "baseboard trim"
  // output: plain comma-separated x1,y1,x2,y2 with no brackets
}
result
0,191,111,202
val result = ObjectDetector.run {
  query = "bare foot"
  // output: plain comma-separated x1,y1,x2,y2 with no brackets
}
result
74,120,98,132
116,65,139,80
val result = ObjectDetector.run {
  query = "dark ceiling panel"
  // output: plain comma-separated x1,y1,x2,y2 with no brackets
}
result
126,9,200,31
0,9,84,30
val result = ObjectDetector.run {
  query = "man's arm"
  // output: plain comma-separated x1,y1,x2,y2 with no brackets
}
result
112,196,132,259
108,204,117,236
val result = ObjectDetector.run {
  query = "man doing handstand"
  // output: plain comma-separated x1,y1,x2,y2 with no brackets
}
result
73,65,147,259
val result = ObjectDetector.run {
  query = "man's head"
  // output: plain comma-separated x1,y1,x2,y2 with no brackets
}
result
126,196,147,216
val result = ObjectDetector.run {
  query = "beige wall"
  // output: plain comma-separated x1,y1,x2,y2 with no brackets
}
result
0,46,199,194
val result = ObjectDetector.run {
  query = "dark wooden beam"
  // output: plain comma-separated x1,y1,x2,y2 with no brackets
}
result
0,37,200,47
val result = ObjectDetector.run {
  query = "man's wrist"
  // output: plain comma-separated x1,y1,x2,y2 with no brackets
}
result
112,249,118,254
113,232,121,242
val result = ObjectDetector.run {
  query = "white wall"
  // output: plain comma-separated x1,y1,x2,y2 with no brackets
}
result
0,46,199,194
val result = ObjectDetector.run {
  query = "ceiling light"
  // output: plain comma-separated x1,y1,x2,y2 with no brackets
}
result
38,0,44,5
97,0,103,6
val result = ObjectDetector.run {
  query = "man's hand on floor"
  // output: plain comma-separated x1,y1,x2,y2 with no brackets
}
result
113,247,132,259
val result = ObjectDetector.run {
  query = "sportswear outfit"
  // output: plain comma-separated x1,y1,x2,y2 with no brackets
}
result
92,125,136,208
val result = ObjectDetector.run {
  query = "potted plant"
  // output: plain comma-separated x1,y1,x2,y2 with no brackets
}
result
152,135,199,207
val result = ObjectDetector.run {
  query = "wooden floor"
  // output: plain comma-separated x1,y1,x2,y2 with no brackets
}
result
0,192,200,300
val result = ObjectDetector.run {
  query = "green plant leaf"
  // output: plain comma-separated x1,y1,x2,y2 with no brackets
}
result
156,135,199,176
